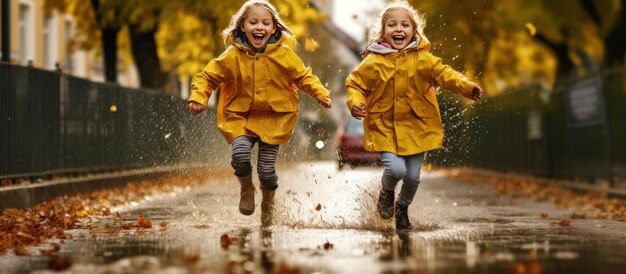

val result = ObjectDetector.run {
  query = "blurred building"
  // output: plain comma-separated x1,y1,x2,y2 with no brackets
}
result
0,0,138,87
313,0,331,14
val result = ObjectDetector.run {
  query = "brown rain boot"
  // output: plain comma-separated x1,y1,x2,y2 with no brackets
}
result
261,190,275,226
237,175,255,215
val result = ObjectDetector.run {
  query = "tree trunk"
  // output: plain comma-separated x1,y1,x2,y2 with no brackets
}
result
534,32,574,86
102,28,119,83
90,0,119,83
580,0,625,67
129,24,165,89
604,0,626,66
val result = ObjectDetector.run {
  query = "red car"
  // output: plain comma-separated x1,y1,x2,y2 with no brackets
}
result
336,117,381,170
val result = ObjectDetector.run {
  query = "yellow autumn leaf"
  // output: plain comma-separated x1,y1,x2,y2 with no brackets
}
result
525,22,537,37
304,37,320,52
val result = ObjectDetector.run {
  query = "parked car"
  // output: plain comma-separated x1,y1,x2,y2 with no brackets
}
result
336,117,380,170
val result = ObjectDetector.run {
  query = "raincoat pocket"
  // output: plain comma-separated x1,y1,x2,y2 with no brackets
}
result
369,102,393,113
269,100,297,113
410,103,429,118
225,101,251,113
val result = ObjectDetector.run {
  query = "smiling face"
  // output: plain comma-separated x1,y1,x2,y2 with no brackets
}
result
240,5,277,51
383,8,415,50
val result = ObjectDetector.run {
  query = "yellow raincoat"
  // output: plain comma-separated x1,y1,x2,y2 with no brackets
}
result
189,33,330,145
345,37,477,155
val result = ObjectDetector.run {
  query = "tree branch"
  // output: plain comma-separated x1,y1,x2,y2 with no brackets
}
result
532,31,574,84
580,0,601,26
533,32,561,53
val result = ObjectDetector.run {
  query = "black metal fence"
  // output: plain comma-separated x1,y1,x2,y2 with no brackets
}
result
4,61,625,183
1,63,228,180
430,67,626,182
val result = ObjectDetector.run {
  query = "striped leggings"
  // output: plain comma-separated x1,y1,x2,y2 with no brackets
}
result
231,135,279,191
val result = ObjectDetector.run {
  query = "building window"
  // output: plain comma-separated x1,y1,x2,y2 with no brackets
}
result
19,3,34,65
64,19,74,73
43,15,58,70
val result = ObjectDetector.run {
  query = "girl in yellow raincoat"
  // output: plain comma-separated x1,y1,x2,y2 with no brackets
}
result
187,0,332,220
345,1,483,231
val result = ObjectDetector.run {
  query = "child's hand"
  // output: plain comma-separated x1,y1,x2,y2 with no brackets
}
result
187,101,206,115
472,86,484,100
351,104,367,120
318,97,332,109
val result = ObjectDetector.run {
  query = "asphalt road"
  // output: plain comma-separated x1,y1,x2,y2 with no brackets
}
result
2,161,626,274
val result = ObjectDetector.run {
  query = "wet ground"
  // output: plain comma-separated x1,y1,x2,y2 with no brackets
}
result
2,161,626,273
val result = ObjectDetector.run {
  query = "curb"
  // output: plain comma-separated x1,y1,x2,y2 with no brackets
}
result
0,165,209,211
453,167,626,199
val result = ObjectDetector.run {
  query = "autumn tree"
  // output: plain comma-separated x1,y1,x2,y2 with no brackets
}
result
498,0,624,85
44,0,324,91
44,0,120,83
407,0,624,92
579,0,625,67
408,0,552,95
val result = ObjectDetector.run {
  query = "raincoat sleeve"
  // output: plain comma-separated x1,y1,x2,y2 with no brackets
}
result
427,52,476,99
287,49,330,102
345,62,370,111
188,51,232,106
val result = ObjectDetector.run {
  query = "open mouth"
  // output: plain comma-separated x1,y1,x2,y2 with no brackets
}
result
252,33,266,44
392,35,405,43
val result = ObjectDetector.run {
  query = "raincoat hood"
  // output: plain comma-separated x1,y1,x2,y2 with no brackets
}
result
363,33,430,57
232,30,297,54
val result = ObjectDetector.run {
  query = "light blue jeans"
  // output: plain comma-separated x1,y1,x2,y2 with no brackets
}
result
380,152,425,206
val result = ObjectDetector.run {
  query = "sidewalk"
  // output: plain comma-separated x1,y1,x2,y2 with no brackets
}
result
450,167,626,199
444,167,626,222
0,164,216,211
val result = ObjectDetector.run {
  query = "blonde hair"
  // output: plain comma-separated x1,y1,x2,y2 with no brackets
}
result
367,1,428,46
222,0,293,46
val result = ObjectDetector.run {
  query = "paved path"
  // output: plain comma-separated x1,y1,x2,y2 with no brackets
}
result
2,161,626,274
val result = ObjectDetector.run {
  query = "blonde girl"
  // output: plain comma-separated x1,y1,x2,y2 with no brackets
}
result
345,1,482,230
187,0,332,220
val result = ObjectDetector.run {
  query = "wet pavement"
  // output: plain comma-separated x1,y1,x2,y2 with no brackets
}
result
2,161,626,273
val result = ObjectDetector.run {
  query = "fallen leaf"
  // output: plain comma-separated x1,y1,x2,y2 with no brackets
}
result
15,245,31,256
509,260,542,274
137,215,152,229
323,240,334,250
179,254,200,265
48,256,72,271
276,261,301,274
0,171,234,256
557,219,571,226
40,243,61,255
220,234,238,249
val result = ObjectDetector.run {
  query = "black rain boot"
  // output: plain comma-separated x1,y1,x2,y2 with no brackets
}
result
395,202,413,231
377,188,395,219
